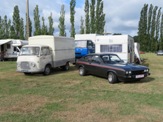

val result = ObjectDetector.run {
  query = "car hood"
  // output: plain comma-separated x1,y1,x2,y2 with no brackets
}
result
108,63,148,71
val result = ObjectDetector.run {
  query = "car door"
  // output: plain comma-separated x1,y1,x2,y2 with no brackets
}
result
89,55,106,77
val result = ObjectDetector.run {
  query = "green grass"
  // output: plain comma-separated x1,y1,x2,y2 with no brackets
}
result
0,53,163,122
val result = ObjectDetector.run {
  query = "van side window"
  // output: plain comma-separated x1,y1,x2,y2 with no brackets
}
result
41,47,50,55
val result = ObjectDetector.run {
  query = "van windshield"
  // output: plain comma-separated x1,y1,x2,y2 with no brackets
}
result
75,40,87,48
20,47,40,56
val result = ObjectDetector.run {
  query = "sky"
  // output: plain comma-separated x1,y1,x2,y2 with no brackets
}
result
0,0,163,37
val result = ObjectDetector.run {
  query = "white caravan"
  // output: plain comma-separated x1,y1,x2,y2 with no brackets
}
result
17,35,75,75
95,35,135,63
75,34,135,63
0,39,28,61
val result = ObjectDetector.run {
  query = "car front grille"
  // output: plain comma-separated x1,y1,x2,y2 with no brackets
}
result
20,62,30,70
132,70,144,75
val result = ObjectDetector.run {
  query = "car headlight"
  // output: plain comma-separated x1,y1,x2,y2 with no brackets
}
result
144,69,149,72
126,71,132,74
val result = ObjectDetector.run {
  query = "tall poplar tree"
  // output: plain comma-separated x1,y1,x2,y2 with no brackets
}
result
150,6,158,52
13,5,20,39
80,16,84,34
160,14,163,50
155,7,161,50
70,0,76,37
41,17,48,35
48,13,54,35
34,5,41,35
85,0,90,33
95,0,105,34
138,4,148,51
58,5,66,36
90,0,96,33
147,4,153,51
19,18,25,39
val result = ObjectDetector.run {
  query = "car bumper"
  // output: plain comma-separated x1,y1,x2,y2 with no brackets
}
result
119,73,150,81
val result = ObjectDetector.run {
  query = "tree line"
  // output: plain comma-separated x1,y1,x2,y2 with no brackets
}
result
0,0,105,40
137,4,163,52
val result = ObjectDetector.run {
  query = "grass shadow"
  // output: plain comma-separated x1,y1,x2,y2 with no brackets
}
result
123,77,155,84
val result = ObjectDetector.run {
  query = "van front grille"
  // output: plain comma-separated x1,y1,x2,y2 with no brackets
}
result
21,62,30,70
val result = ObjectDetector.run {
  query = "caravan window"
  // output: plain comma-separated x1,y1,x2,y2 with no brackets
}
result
100,44,122,52
7,44,11,49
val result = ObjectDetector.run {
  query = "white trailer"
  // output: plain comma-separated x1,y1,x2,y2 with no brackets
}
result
75,34,135,63
0,39,28,61
17,35,75,75
95,35,135,63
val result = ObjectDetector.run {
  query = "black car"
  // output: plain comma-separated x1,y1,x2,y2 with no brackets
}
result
76,53,150,83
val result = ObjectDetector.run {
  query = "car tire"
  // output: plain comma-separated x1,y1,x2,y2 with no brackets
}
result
43,65,51,75
79,66,86,76
62,62,70,71
108,72,117,84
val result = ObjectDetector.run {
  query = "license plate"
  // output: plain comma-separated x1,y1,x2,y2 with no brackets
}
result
136,74,144,78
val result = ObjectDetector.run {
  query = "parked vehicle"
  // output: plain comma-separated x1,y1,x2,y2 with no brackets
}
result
17,35,75,75
0,39,28,61
75,34,138,63
156,50,163,55
75,40,95,58
76,53,150,84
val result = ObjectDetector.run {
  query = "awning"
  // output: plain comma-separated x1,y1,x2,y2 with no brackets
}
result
0,39,12,45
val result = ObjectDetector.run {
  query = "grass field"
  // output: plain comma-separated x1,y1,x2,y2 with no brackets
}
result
0,53,163,122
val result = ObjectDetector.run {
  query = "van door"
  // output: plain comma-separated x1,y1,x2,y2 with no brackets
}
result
40,47,52,71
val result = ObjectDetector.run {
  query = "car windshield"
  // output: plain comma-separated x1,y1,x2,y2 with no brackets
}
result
20,47,40,56
101,54,124,64
75,40,87,48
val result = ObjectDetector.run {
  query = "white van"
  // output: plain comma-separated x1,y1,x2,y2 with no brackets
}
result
17,35,75,75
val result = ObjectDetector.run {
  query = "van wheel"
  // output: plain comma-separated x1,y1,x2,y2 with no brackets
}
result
62,62,69,71
108,72,117,84
43,65,51,75
24,72,31,75
79,66,86,76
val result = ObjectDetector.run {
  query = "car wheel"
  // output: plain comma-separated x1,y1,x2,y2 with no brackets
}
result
43,65,51,75
108,72,117,84
79,66,86,76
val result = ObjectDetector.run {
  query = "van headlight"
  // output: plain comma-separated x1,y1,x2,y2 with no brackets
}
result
17,62,20,67
30,62,36,67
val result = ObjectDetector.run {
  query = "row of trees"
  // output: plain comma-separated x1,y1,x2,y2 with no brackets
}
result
137,4,163,52
80,0,105,34
0,0,105,40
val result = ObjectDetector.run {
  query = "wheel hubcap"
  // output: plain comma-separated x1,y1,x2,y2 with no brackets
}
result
108,74,113,81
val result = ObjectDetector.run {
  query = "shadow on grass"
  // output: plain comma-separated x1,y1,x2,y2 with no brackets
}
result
24,65,77,76
124,77,155,84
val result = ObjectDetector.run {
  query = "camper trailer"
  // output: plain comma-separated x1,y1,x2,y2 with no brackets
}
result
17,35,75,75
0,39,28,61
95,35,135,63
75,34,135,63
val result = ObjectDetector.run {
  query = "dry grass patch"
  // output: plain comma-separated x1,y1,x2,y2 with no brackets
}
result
52,101,120,122
0,95,48,114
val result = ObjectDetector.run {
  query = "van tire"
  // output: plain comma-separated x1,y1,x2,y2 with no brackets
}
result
62,62,69,71
43,65,51,75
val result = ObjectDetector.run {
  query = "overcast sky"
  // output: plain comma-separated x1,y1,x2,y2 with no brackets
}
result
0,0,163,37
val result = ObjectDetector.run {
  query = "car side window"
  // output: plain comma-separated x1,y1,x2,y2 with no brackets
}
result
83,55,92,62
92,55,101,64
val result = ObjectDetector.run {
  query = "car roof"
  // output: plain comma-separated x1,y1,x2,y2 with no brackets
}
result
86,53,118,56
